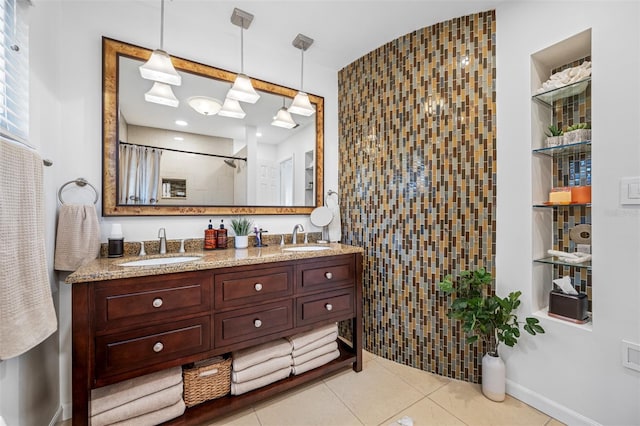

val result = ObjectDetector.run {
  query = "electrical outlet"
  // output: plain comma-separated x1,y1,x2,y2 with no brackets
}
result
622,340,640,372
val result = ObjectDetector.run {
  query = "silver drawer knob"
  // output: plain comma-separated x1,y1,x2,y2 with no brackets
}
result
325,272,333,279
153,342,164,353
254,283,263,291
152,298,163,308
254,319,263,328
325,303,333,311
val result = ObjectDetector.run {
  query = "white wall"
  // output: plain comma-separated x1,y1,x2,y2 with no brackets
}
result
27,0,338,419
496,2,640,425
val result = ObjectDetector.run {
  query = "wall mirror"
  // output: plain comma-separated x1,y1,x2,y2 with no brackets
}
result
102,37,324,216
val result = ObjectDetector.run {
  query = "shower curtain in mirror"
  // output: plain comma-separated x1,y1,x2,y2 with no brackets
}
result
119,144,162,204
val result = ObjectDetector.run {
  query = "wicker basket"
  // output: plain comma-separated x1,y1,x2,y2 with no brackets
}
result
183,357,232,407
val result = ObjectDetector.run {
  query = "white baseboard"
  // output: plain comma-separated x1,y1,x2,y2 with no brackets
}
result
62,402,72,422
506,380,601,426
48,406,63,426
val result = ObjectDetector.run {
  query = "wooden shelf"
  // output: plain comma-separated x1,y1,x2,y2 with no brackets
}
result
162,341,357,425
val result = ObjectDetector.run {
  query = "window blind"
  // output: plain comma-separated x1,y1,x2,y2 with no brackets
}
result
0,0,29,144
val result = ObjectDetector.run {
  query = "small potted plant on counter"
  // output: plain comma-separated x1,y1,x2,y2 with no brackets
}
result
230,217,253,249
545,124,563,147
439,268,544,402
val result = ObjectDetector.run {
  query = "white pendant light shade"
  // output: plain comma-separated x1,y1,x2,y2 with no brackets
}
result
288,92,315,116
139,49,182,86
144,82,179,107
227,73,260,104
188,96,222,115
218,97,246,119
271,107,297,129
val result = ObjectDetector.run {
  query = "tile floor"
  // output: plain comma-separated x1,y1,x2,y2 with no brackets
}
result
59,351,564,426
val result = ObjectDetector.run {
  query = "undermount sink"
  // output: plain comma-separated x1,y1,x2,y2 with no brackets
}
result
119,256,201,267
283,246,331,252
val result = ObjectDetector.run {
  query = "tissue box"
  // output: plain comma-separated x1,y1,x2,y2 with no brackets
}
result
548,290,589,323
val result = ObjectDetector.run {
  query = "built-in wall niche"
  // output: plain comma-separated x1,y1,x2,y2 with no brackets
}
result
531,29,593,329
161,178,186,199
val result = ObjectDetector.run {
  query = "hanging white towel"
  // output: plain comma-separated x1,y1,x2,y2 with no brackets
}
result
326,192,342,242
54,203,101,271
0,139,57,360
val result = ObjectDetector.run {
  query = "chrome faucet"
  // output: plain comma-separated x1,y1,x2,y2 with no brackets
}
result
158,228,167,254
292,224,304,244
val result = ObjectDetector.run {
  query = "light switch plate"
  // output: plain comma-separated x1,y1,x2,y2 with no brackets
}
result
622,340,640,372
620,177,640,205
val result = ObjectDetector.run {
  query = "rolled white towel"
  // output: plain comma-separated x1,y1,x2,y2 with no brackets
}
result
292,349,340,376
231,366,291,395
232,338,292,371
287,323,338,350
232,354,292,383
293,341,338,366
292,332,338,358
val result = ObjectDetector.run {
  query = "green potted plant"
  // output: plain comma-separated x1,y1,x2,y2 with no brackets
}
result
545,124,563,147
564,122,591,144
230,217,253,249
439,268,544,401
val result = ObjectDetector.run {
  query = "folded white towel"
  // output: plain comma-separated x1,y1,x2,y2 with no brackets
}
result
231,366,291,396
109,399,185,426
232,354,292,383
292,349,340,376
232,338,292,371
292,331,338,358
90,367,182,416
90,382,182,426
287,323,338,350
293,341,338,366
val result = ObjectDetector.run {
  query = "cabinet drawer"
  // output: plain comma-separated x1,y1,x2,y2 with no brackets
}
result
214,301,293,347
296,288,355,327
95,272,212,331
214,266,293,309
95,316,210,379
297,257,354,293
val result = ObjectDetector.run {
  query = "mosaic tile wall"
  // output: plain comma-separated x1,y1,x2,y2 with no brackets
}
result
338,11,496,382
551,56,593,310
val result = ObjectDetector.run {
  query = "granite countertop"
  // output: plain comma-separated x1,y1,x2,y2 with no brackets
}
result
65,243,363,284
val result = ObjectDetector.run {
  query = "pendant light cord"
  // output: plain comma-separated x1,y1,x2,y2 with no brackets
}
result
240,20,244,73
299,48,304,92
159,0,165,49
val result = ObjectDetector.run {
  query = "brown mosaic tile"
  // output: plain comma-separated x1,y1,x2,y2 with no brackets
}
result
338,11,496,383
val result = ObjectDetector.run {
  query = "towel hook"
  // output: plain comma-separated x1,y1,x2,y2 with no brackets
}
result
57,178,99,205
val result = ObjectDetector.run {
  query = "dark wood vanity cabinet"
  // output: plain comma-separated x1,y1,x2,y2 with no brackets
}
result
71,253,363,425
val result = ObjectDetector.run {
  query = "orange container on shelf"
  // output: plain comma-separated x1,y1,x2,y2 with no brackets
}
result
571,185,591,204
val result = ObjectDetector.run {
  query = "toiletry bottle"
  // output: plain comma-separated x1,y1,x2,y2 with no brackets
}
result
217,220,228,249
204,219,217,250
108,223,124,258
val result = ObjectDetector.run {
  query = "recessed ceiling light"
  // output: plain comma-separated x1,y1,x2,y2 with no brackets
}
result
174,136,184,141
256,131,262,137
175,120,188,126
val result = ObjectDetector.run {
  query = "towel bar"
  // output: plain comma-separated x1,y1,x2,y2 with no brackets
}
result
58,178,99,205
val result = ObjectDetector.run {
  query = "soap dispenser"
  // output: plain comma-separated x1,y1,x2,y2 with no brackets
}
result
217,220,228,249
204,219,217,250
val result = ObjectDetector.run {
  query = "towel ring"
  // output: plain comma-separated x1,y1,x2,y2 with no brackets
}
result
58,178,99,205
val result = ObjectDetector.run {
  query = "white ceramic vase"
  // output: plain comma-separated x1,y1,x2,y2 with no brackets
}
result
482,352,506,402
235,235,249,249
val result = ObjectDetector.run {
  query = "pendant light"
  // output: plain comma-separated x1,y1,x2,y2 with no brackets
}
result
139,0,181,86
144,82,179,107
288,34,315,116
218,97,246,119
271,98,297,129
227,8,260,104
